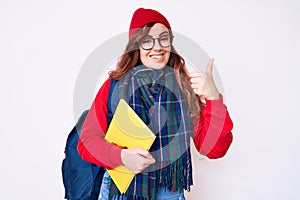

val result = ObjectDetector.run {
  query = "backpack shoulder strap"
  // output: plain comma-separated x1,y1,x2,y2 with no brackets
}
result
107,77,117,124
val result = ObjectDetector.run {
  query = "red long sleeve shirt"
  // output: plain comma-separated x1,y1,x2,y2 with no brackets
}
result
77,78,233,169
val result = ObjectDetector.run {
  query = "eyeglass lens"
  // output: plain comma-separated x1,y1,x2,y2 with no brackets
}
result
140,34,171,50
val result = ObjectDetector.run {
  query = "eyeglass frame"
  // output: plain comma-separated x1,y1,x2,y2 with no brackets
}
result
138,33,174,50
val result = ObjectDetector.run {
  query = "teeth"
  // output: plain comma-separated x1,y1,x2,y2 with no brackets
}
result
151,55,163,59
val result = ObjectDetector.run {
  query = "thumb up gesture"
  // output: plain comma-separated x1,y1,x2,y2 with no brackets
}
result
189,58,220,103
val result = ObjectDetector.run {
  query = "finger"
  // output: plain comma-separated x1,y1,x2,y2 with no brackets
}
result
193,88,204,95
190,76,201,84
190,74,206,84
142,156,156,165
206,58,214,74
189,71,202,78
193,88,199,94
191,83,200,89
190,78,199,84
200,96,206,104
134,148,154,159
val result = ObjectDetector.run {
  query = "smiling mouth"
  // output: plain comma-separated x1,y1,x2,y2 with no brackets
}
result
149,54,164,59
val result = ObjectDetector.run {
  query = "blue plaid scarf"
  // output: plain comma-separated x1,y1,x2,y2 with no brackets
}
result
108,65,193,200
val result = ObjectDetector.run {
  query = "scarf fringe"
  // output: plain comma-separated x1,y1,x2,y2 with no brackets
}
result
108,152,192,200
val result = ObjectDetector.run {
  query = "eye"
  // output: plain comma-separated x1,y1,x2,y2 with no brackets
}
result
142,39,152,44
160,35,169,41
141,36,153,44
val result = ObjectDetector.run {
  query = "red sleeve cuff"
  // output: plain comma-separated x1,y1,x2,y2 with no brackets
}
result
205,93,224,109
108,144,124,167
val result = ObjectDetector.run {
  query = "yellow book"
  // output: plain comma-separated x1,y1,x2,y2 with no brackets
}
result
105,99,156,194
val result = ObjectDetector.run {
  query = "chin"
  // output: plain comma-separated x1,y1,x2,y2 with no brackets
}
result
144,63,166,70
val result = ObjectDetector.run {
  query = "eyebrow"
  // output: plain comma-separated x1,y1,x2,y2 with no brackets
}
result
159,31,169,36
147,31,169,37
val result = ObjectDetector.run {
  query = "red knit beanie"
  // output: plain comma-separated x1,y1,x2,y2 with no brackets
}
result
129,8,171,39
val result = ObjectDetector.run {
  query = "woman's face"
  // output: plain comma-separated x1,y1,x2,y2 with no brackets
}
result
139,23,171,70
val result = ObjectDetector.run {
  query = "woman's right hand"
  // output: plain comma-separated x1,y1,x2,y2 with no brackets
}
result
121,148,155,174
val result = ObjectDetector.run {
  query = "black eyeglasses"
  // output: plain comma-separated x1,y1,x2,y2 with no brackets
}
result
139,34,173,50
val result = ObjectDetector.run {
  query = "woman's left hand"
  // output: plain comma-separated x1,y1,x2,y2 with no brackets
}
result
189,58,220,103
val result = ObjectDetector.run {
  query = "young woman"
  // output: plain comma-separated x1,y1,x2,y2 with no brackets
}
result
78,8,233,200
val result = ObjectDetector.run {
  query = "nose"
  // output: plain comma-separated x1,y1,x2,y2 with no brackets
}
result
152,38,163,50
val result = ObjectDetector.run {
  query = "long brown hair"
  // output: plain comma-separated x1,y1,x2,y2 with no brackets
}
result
109,23,202,117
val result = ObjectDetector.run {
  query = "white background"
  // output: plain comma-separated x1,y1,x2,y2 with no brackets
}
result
1,0,299,199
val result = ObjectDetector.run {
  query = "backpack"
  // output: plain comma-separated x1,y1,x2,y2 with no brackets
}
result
62,78,117,200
